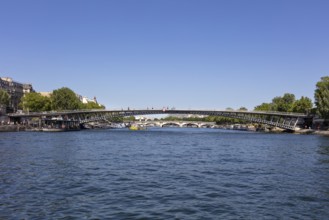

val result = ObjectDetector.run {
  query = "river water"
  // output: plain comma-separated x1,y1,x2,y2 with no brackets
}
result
1,128,329,219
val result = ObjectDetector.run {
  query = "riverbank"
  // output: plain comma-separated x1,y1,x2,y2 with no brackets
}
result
1,124,329,136
0,124,80,132
313,130,329,136
0,125,26,132
294,129,329,136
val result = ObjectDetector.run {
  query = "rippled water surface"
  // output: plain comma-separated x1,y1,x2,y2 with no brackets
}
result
1,128,329,219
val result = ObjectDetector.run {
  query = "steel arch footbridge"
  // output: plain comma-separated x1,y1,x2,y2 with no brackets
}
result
8,109,312,131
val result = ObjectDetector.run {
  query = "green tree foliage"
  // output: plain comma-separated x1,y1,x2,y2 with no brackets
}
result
82,102,105,109
254,93,313,114
0,89,10,106
292,96,313,113
160,115,245,125
51,87,82,110
315,76,329,119
21,92,51,112
19,86,107,112
124,116,136,121
110,116,124,123
204,116,217,122
214,116,245,125
238,107,248,111
161,116,181,121
254,103,272,111
272,93,295,112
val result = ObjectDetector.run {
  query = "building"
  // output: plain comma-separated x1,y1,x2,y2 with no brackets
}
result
135,116,151,121
80,96,98,104
39,92,52,97
0,77,34,113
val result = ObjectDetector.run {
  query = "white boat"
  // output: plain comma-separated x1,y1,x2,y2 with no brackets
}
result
42,128,65,132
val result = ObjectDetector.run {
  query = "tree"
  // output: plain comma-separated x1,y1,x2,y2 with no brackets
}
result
238,107,248,111
110,116,124,123
20,92,52,112
272,93,295,112
124,116,136,121
292,96,313,113
51,87,82,110
0,89,10,107
214,116,244,125
315,76,329,119
82,102,105,109
254,103,272,111
204,116,217,122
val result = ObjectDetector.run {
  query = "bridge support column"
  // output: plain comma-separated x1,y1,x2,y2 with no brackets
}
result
38,118,42,128
294,118,300,128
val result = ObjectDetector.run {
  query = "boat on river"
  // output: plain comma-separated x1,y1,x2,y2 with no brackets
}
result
129,124,146,131
42,127,65,132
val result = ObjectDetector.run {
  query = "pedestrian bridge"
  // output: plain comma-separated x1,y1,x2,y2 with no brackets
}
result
8,108,312,131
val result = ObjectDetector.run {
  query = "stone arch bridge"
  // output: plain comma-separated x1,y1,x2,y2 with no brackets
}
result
8,109,312,131
135,121,216,128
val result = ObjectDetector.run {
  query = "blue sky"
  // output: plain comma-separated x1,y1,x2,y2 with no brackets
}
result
1,0,328,110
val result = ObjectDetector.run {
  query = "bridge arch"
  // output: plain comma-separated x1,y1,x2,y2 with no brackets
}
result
161,122,181,127
200,124,214,128
181,122,199,128
144,122,158,127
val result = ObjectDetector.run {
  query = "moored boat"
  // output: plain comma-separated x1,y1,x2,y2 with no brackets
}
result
41,127,65,132
129,124,146,131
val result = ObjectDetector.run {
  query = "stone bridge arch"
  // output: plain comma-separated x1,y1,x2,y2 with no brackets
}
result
181,122,199,128
161,122,181,127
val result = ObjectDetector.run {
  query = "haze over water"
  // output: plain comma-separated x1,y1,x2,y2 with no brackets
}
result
1,128,329,219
